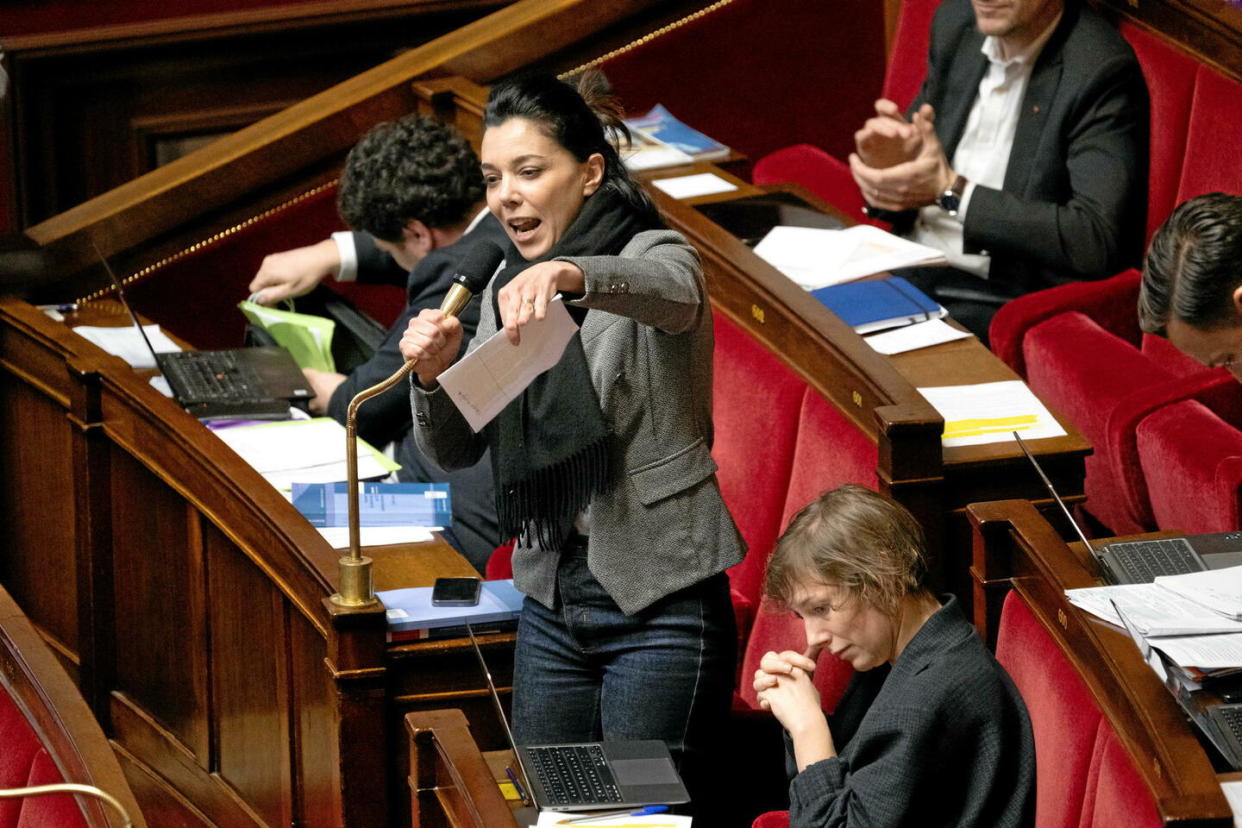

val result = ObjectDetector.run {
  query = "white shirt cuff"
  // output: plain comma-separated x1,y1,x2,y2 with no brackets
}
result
957,180,979,222
330,231,358,282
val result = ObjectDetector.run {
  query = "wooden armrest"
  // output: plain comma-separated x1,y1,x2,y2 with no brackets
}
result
406,709,519,828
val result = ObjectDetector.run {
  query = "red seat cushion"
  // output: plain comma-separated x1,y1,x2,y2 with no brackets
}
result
751,810,791,828
996,591,1100,828
781,389,879,529
751,145,874,225
880,0,940,110
1137,399,1242,534
0,697,43,826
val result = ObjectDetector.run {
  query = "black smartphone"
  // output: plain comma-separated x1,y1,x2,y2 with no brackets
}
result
431,576,482,607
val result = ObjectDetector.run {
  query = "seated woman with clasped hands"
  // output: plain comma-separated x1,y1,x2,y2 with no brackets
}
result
754,485,1035,827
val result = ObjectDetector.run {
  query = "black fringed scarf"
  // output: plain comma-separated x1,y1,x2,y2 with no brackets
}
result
487,188,661,549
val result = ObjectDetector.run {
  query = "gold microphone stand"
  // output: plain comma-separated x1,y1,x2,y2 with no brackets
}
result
329,282,475,608
0,783,134,826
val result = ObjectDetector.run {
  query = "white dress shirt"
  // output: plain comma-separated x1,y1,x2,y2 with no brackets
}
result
330,207,492,282
910,12,1062,278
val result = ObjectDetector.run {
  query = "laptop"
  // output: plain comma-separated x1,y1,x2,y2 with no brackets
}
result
1013,432,1242,584
464,624,690,812
100,254,312,420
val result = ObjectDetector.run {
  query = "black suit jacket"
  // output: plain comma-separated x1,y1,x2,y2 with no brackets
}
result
891,0,1148,296
786,596,1035,827
326,215,509,571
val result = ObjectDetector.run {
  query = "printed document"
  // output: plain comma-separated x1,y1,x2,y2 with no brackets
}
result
652,173,738,199
1155,566,1242,620
438,297,578,432
754,224,946,289
212,417,397,491
917,380,1067,447
74,324,180,369
1066,583,1242,636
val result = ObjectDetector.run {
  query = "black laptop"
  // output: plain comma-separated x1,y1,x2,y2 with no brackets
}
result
102,257,312,420
465,624,690,813
1014,432,1242,584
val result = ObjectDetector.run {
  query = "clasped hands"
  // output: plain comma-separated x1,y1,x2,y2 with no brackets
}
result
850,99,956,213
398,260,584,387
754,647,836,770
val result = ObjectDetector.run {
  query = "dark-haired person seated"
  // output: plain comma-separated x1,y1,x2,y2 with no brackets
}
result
399,71,743,818
1139,192,1242,383
849,0,1148,342
247,115,508,571
753,485,1034,827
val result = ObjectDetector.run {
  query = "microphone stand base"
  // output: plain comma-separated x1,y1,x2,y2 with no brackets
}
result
330,555,379,608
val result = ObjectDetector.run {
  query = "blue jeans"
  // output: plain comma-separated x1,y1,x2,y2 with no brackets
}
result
511,541,736,813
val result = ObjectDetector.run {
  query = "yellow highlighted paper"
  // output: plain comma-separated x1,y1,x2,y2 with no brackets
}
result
943,414,1037,438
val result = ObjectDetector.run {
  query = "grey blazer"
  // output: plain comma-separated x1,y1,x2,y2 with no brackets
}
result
412,228,745,614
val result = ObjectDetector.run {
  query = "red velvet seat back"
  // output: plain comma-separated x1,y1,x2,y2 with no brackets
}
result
599,0,885,167
1138,399,1242,534
881,0,939,111
1177,65,1242,203
127,184,403,350
1024,312,1173,534
1140,331,1209,378
713,315,805,631
17,749,89,828
1079,721,1162,828
1119,22,1197,240
995,591,1102,828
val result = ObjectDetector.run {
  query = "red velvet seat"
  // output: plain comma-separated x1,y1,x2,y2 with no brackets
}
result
1177,65,1242,203
1023,311,1176,533
0,678,87,828
751,0,940,217
996,590,1161,828
1137,399,1242,534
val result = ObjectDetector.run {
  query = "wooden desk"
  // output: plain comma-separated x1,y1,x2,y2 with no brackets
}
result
968,498,1234,824
0,295,514,827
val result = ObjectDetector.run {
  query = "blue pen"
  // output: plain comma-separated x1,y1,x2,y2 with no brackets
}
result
565,805,670,824
504,766,530,805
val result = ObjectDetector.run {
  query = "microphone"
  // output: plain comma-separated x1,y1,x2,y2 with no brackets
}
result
330,239,504,608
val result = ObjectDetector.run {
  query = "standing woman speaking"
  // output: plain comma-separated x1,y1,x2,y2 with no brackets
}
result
398,71,744,810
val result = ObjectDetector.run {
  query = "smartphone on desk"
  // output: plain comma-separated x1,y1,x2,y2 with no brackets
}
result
431,577,482,607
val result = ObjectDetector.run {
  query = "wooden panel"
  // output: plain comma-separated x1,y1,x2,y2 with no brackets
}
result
110,449,210,762
0,375,78,659
290,617,338,828
205,521,293,828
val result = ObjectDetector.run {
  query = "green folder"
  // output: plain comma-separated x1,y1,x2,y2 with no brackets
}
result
239,300,336,372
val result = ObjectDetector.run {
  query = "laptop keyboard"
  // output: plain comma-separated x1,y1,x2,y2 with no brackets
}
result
1208,705,1242,766
1108,537,1203,582
160,351,263,403
527,745,623,807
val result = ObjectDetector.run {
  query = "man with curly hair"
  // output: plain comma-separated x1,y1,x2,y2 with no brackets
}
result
248,114,507,571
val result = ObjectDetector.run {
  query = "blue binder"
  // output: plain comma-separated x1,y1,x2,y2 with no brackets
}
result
811,277,946,334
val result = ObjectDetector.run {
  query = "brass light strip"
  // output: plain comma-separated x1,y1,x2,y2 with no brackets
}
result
558,0,737,78
76,181,338,305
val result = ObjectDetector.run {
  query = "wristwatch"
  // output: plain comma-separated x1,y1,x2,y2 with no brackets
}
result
937,174,967,217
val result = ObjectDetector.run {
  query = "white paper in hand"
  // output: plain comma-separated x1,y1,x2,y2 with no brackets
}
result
438,296,579,432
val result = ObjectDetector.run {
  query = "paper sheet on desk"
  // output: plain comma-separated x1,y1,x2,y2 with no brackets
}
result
1146,631,1242,670
754,224,946,289
438,297,578,432
316,526,435,548
74,324,180,369
864,318,973,355
1217,779,1242,825
652,173,737,199
212,417,397,491
534,813,692,827
917,380,1067,447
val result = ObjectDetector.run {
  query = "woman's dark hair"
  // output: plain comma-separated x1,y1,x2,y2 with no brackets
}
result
1140,192,1242,335
337,114,483,243
483,70,657,219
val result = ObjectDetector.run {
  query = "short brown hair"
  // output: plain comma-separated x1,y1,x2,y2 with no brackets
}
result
764,485,928,613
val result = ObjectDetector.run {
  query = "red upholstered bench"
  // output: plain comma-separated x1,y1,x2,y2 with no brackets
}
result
1138,399,1242,534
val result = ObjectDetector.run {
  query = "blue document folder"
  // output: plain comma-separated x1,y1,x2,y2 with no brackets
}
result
810,276,946,334
291,481,451,527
